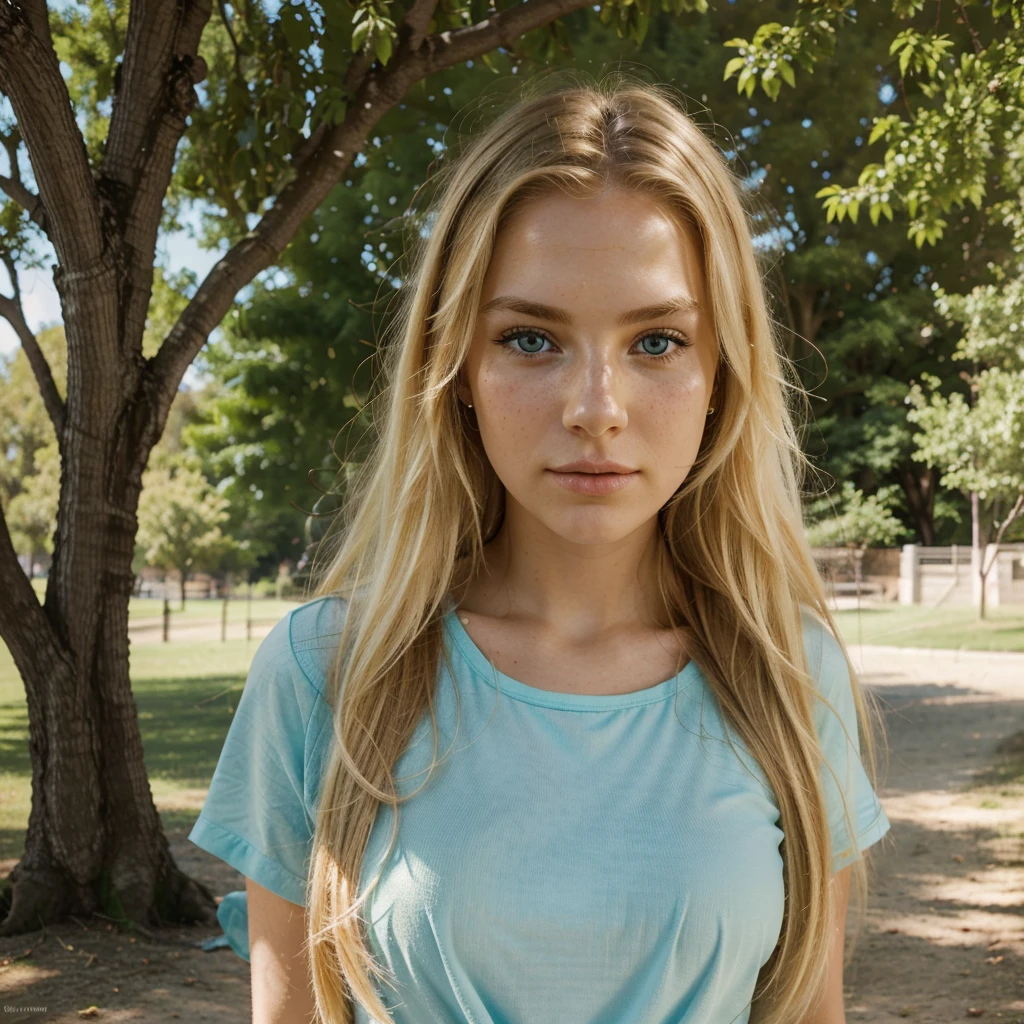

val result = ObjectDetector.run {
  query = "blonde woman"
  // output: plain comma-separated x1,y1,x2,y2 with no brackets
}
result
189,78,891,1024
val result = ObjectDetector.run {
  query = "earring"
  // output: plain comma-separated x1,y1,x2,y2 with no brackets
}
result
467,403,474,408
706,405,715,415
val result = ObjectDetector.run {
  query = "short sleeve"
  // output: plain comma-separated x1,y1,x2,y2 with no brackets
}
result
188,611,323,907
803,611,891,873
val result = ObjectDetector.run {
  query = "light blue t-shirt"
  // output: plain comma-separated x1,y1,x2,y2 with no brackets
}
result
189,595,890,1024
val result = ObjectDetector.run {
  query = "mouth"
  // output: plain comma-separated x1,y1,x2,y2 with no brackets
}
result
545,467,640,496
549,460,638,474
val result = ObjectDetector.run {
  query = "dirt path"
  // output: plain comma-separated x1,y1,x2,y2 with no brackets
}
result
0,644,1021,1022
842,645,1024,1022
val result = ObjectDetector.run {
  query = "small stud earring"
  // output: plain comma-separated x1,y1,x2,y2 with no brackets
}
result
467,402,474,408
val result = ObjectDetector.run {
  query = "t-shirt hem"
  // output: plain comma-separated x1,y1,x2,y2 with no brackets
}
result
187,814,307,906
831,805,891,873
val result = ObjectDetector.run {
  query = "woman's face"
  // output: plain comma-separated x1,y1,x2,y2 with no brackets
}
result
458,186,720,547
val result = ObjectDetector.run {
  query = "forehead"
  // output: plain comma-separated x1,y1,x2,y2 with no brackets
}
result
482,188,706,306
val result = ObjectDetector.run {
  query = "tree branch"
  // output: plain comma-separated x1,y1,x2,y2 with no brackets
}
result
402,0,442,52
0,495,66,682
144,0,592,468
993,490,1024,546
0,4,103,270
0,255,65,438
0,174,48,230
415,0,591,73
101,2,213,350
0,128,50,233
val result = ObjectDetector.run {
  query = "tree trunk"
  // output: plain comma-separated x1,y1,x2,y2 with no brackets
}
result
0,499,217,935
898,463,938,545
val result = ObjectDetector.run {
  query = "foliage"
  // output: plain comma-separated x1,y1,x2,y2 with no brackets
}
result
724,1,1023,255
906,275,1024,546
805,479,909,550
135,457,256,599
0,327,66,561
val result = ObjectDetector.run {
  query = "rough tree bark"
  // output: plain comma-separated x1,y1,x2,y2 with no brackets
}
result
0,0,592,937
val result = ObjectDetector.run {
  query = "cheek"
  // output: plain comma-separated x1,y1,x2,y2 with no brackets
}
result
475,363,556,431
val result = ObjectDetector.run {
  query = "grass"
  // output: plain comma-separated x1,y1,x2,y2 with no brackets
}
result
832,604,1024,651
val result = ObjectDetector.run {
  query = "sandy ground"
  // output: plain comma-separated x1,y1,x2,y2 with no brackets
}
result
0,644,1021,1022
840,644,1024,1022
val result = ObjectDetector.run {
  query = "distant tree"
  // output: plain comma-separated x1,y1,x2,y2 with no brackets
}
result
135,459,251,608
806,480,909,596
906,276,1024,618
5,440,59,573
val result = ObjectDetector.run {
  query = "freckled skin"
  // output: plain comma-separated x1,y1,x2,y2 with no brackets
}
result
457,187,719,550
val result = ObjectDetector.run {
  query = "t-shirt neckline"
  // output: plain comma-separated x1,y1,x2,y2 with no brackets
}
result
441,605,701,712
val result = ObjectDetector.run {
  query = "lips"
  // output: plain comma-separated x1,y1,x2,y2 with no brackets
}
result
546,463,640,496
548,460,638,474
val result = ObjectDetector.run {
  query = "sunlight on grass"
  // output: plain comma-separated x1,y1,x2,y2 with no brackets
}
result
833,605,1024,651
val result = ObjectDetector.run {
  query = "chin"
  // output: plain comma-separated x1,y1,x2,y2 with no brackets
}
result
542,508,648,546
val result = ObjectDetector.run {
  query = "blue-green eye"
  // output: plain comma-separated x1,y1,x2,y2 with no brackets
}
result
506,331,549,355
638,334,673,356
495,331,552,360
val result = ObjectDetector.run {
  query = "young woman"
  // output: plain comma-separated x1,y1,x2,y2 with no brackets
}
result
189,79,891,1024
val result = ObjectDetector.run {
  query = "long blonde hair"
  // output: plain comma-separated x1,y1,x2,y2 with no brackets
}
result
303,75,885,1024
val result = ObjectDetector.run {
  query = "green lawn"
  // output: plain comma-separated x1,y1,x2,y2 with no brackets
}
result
832,604,1024,651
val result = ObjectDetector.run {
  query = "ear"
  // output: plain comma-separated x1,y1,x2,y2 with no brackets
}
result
455,369,473,407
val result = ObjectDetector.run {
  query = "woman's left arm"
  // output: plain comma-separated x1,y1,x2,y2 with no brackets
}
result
803,864,852,1024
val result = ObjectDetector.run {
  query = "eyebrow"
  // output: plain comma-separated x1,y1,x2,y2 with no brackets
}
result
478,294,703,326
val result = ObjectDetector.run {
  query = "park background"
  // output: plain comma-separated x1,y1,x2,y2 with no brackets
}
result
0,0,1023,1020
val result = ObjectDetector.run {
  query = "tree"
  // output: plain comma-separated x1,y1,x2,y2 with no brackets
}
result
0,326,66,572
725,0,1023,544
0,0,713,937
5,440,59,573
805,480,909,598
136,459,248,608
906,276,1024,618
730,1,1024,257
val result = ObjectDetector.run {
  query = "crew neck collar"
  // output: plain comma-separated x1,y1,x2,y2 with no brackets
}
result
440,605,700,713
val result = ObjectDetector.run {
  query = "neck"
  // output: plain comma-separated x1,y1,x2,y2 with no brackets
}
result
464,499,670,636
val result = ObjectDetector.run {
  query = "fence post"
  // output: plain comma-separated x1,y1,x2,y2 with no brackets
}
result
246,581,253,641
221,597,229,643
162,597,170,642
899,544,920,605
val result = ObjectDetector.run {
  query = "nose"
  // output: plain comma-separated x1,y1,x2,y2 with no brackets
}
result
561,351,629,436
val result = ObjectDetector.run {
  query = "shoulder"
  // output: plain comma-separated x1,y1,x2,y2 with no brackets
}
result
798,605,858,739
799,606,850,694
248,595,349,708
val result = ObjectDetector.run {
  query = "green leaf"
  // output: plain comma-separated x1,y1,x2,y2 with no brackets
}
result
779,60,795,88
352,18,370,51
723,56,746,81
374,30,393,65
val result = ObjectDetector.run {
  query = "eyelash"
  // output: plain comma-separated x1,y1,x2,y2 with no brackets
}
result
493,326,692,362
